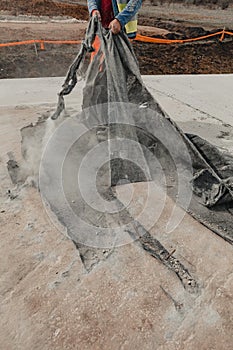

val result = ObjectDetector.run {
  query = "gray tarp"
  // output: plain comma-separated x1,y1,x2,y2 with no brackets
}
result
51,16,233,244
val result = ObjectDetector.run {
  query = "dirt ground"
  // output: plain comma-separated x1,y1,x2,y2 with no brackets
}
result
0,0,89,20
0,1,233,77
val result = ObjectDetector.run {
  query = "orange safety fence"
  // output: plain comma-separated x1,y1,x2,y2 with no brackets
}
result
0,29,232,49
0,39,82,50
135,29,233,44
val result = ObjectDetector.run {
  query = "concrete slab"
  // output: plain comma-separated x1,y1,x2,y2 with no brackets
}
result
143,75,233,127
1,75,232,122
1,75,233,152
143,75,233,152
0,77,81,107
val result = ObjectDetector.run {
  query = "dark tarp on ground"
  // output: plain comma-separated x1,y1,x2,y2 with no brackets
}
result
52,16,233,244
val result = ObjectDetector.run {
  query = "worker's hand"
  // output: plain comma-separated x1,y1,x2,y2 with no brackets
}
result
109,19,121,34
92,10,101,22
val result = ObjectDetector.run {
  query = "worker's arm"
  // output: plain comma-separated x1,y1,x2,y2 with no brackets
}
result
87,0,99,16
110,0,142,35
87,0,102,22
115,0,142,29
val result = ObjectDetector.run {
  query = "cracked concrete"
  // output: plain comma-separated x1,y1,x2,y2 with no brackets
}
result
144,75,233,152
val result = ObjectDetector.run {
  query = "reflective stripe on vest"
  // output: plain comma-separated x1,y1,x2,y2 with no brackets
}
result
117,0,137,34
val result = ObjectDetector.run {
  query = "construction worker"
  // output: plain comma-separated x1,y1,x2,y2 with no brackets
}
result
83,0,142,111
87,0,142,39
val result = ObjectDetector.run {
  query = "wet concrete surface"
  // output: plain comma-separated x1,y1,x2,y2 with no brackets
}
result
0,75,233,349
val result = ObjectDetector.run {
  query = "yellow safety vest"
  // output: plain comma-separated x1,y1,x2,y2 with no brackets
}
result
117,0,138,35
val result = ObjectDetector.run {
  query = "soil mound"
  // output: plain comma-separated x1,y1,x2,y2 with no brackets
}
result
0,0,89,20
